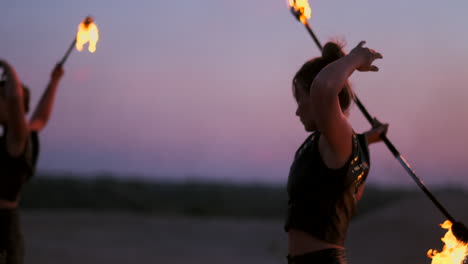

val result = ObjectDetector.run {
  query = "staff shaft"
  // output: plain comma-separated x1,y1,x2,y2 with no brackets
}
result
59,38,77,66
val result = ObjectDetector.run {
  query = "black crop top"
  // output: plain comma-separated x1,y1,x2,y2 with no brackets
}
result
0,129,40,201
284,131,370,246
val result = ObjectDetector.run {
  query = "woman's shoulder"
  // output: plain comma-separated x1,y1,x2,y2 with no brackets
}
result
295,132,320,157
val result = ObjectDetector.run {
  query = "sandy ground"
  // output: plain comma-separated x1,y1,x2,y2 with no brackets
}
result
22,211,287,264
21,193,468,264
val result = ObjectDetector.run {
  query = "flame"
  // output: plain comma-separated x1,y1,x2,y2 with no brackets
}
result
76,17,99,53
289,0,312,24
427,220,468,264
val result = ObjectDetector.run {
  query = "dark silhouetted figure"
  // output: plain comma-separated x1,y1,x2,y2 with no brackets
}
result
0,60,64,264
285,41,387,264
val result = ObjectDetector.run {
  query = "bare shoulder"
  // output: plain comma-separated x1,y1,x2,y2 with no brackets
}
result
317,121,354,169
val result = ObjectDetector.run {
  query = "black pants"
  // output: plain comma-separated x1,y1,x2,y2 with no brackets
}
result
0,209,23,264
287,248,347,264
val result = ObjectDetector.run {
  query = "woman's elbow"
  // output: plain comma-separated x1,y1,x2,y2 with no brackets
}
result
29,118,47,132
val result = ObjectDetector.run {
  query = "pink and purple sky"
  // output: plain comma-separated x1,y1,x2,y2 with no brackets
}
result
1,0,468,187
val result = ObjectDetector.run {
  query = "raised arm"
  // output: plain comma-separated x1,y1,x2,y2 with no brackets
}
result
0,60,30,157
309,41,383,163
29,64,64,132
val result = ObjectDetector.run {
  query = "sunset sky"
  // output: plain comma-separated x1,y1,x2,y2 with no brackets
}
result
1,0,468,187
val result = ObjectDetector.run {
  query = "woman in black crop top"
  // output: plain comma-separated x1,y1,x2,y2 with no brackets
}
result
285,41,388,264
0,60,64,264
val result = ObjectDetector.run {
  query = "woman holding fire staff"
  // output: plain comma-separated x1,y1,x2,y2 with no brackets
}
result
0,59,64,264
285,40,387,264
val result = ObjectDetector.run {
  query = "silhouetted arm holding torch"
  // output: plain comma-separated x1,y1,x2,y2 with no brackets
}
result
307,41,383,163
29,64,64,132
0,60,42,261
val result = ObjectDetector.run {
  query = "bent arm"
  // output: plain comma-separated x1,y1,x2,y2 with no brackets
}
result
309,41,382,161
29,64,64,132
309,53,362,160
0,60,29,157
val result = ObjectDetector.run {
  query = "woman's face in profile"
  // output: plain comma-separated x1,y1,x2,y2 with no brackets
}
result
294,85,316,132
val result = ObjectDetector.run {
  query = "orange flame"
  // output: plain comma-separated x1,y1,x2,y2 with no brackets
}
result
428,220,468,264
76,17,99,53
289,0,312,25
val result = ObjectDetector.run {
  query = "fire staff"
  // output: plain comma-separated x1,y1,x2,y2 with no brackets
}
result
284,41,386,264
0,60,64,264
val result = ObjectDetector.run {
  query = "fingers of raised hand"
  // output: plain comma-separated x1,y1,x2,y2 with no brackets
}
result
380,124,389,135
372,117,380,127
356,40,366,48
56,67,64,75
372,117,388,127
52,64,64,75
373,51,383,59
373,119,389,133
366,48,382,59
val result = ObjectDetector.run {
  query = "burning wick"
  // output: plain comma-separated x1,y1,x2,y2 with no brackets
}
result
287,0,322,50
59,16,100,66
76,16,99,53
289,0,311,25
428,220,468,264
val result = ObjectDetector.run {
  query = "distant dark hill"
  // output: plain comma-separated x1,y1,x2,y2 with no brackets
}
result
21,172,466,220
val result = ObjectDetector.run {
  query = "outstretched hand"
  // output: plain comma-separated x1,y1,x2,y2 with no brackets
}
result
365,117,389,144
349,41,383,72
51,64,64,82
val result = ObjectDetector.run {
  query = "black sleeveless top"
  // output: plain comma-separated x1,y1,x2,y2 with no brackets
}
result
0,129,40,201
284,131,370,246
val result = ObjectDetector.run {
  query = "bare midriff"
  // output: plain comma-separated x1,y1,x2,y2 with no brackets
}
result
288,228,344,256
0,198,18,209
